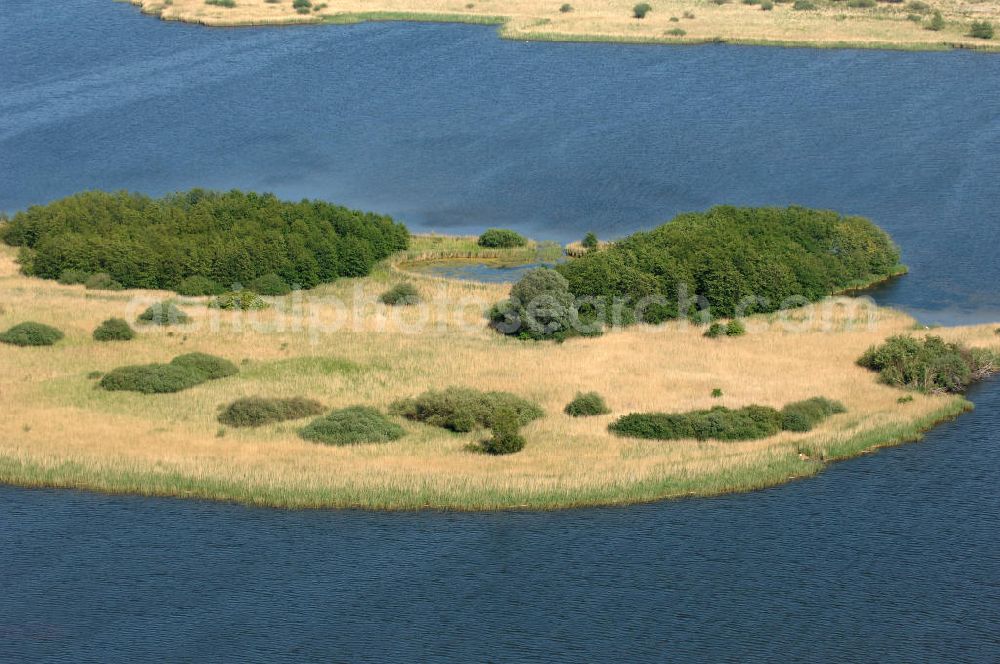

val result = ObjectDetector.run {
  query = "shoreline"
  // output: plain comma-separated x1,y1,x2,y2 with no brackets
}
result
127,1,1000,54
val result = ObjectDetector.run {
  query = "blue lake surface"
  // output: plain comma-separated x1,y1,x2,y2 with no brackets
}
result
1,0,999,661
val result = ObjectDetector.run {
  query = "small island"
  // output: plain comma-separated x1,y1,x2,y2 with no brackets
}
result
0,191,997,510
128,0,1000,52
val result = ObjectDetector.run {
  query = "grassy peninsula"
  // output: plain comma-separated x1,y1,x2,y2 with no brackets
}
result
128,0,1000,52
1,195,998,510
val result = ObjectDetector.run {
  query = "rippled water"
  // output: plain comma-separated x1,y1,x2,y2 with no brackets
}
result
1,0,999,661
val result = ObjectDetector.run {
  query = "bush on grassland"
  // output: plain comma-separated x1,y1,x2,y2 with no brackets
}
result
1,189,409,291
99,363,206,394
84,272,123,291
792,0,816,8
176,275,225,296
93,318,136,342
969,21,994,39
170,352,239,380
299,406,405,445
477,228,527,248
0,322,64,347
564,392,611,417
218,396,325,427
482,409,527,455
489,267,601,341
609,397,846,441
379,282,421,306
391,386,544,432
249,272,291,296
633,2,652,18
137,300,190,326
210,291,269,311
858,335,998,393
58,268,90,285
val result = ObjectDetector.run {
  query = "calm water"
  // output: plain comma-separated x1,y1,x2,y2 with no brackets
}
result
1,0,999,661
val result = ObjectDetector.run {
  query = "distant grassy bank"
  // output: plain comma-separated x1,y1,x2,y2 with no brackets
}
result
0,236,997,510
128,0,1000,53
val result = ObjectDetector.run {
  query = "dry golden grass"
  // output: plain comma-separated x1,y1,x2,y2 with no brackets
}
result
0,242,997,509
129,0,1000,51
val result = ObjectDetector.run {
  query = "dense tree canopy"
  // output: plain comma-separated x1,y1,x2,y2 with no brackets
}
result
1,189,410,291
555,205,902,322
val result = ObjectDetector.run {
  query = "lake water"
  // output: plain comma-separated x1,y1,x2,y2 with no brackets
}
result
1,0,999,661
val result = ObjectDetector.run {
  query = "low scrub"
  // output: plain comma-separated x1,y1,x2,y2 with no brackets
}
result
100,353,238,393
93,318,136,342
249,273,291,296
705,320,746,338
482,409,526,455
84,273,123,291
176,275,225,296
299,406,405,445
210,291,269,311
564,392,611,417
218,396,325,427
379,282,421,306
858,335,998,393
0,322,64,347
477,228,527,248
170,352,239,380
391,386,544,432
58,268,89,285
609,397,845,441
137,300,190,326
633,2,652,18
969,21,994,39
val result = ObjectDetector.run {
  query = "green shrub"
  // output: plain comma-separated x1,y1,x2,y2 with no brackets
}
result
99,364,205,394
581,232,599,250
137,300,190,326
969,21,994,39
907,13,922,21
564,392,611,417
391,386,544,432
176,275,225,296
249,272,291,296
780,397,846,432
481,409,527,455
1,189,408,291
927,10,944,30
705,322,726,339
170,352,239,380
633,2,652,18
683,10,695,17
858,335,998,393
210,291,269,311
205,0,236,6
761,1,774,10
712,388,723,398
670,16,680,21
793,0,817,8
847,0,875,7
560,3,573,11
299,406,405,445
84,273,123,291
0,322,64,347
477,228,527,248
726,320,746,336
489,267,599,340
906,0,930,11
218,396,325,427
58,268,90,285
93,318,136,342
379,282,421,306
666,28,687,35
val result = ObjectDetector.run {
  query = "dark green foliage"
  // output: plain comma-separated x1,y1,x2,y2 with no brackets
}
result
489,267,599,340
705,323,726,338
477,228,527,248
1,189,408,291
391,386,544,432
897,395,914,404
633,2,652,17
58,268,89,285
205,0,236,6
299,406,405,445
667,27,687,35
481,409,527,455
780,397,846,432
210,291,269,311
218,396,325,427
379,282,421,306
249,272,291,296
564,392,611,417
87,371,103,380
858,335,998,393
100,353,238,393
726,320,746,336
0,322,64,347
969,21,994,39
137,300,190,326
170,352,239,380
555,206,902,324
711,388,723,398
927,10,944,30
99,364,205,394
906,0,930,11
847,0,875,7
84,273,123,291
793,0,817,9
176,275,225,296
93,318,136,342
581,232,599,250
560,3,573,11
761,1,774,9
609,397,845,441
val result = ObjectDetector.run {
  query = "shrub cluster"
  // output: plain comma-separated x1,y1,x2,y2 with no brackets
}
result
210,291,269,311
249,273,291,296
0,322,64,347
609,397,846,441
137,300,190,326
489,267,601,340
93,318,136,342
477,228,527,248
299,406,405,445
793,0,817,9
969,21,994,39
84,273,123,291
58,268,89,285
1,189,409,291
218,397,325,427
176,275,225,296
857,335,998,393
99,353,238,394
705,320,746,338
482,408,527,455
633,2,652,18
391,387,544,432
379,282,421,306
564,392,611,417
